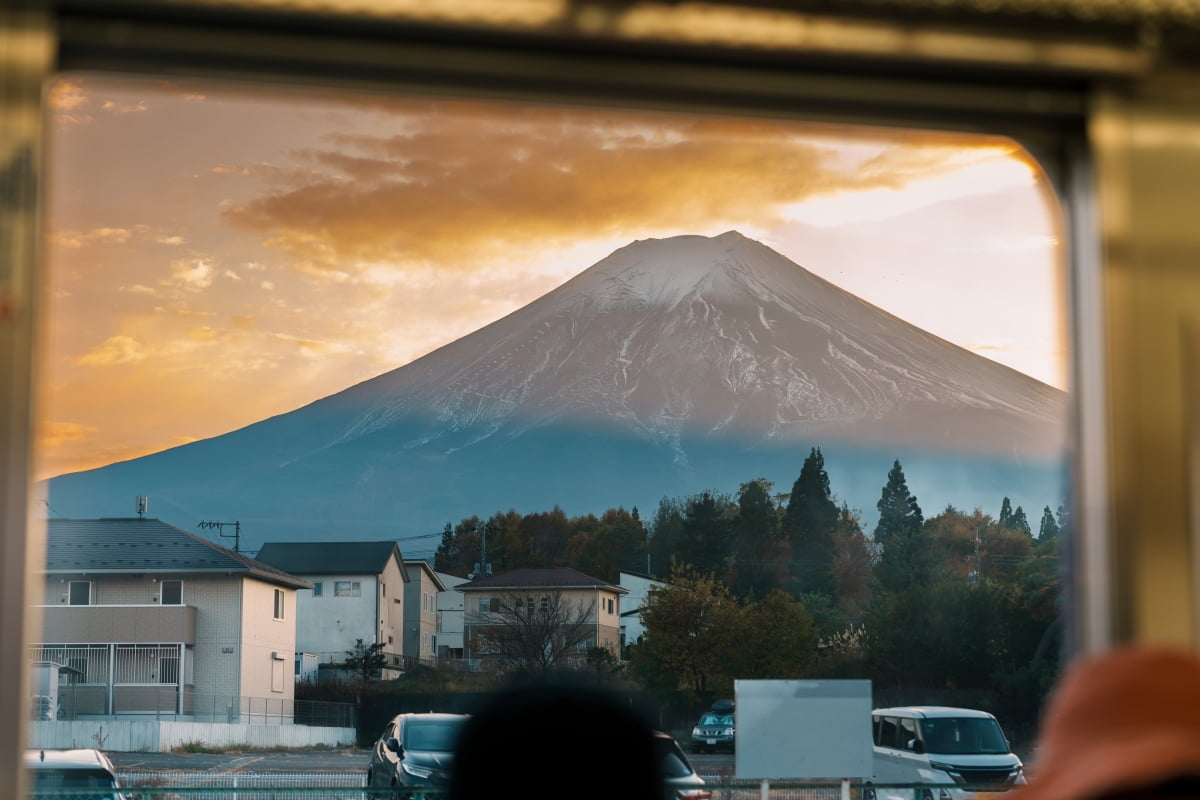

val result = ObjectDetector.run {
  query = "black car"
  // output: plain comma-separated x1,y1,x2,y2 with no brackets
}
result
656,732,710,800
367,712,469,799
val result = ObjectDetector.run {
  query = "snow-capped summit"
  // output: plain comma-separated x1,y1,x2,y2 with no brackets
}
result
338,230,1063,456
48,232,1067,541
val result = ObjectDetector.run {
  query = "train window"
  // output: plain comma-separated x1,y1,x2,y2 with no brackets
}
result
35,71,1070,751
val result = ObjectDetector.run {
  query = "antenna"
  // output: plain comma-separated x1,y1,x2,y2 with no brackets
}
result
198,520,242,553
135,496,149,519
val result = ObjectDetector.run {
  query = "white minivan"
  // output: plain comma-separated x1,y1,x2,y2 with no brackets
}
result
868,707,1026,800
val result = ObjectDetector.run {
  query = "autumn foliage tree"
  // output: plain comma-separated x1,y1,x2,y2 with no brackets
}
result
466,590,599,677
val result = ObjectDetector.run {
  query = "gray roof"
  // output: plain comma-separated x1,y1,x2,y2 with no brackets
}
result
44,518,312,590
256,540,408,581
458,567,627,594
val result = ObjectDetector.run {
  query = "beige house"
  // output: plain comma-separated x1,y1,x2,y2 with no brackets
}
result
403,560,445,667
459,567,626,672
33,518,311,721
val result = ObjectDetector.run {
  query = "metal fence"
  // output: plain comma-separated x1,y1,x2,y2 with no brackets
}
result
40,685,355,727
20,782,947,800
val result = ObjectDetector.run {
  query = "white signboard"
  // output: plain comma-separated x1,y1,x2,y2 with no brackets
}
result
735,679,873,780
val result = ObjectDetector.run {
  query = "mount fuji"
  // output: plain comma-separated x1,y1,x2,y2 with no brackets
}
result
46,231,1068,548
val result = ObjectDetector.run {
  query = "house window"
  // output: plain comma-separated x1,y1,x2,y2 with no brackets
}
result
382,582,386,597
312,582,323,597
577,638,595,653
335,580,361,597
273,589,285,620
478,597,500,613
540,596,548,611
68,581,91,606
607,598,614,614
160,580,182,605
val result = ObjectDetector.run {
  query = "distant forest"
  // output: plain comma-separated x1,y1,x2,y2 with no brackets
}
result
433,447,1066,746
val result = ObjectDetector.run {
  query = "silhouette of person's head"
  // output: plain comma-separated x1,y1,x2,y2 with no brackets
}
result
449,680,664,800
1014,646,1200,800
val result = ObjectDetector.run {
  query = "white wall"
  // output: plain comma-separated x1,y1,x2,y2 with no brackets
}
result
294,574,379,662
28,720,356,752
618,572,663,648
435,573,466,655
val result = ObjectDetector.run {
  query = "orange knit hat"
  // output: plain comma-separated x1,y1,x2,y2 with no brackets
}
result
1013,646,1200,800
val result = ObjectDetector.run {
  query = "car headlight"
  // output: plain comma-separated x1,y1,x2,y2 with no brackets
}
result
722,728,734,736
929,762,965,784
691,728,702,737
401,761,434,779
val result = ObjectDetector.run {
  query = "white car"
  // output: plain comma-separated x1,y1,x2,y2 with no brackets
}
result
24,748,124,799
867,707,1026,800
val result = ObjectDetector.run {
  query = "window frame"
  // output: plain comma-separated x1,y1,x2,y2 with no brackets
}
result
67,581,91,606
273,588,285,621
159,580,182,605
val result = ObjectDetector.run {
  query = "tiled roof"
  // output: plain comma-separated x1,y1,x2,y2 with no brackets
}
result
44,518,312,590
256,540,406,578
458,566,627,593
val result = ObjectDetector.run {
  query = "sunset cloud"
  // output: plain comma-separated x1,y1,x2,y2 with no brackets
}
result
75,336,147,367
222,106,991,278
165,258,215,290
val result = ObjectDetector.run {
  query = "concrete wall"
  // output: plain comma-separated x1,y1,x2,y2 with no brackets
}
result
28,720,356,752
293,574,379,661
239,578,296,700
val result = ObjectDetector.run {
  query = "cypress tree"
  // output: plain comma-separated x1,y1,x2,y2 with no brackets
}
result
782,447,839,596
874,460,923,543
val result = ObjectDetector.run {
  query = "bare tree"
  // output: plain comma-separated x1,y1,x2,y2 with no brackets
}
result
467,590,598,676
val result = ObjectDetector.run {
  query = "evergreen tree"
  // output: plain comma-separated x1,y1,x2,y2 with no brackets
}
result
873,460,923,543
1009,505,1031,536
782,448,840,597
729,478,787,599
1037,506,1060,541
999,497,1014,529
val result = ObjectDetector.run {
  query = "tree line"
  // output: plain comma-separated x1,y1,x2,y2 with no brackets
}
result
434,447,1067,737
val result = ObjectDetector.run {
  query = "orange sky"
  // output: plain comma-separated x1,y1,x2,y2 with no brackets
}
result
37,75,1067,482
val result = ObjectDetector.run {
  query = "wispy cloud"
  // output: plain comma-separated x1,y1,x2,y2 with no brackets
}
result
165,258,215,290
75,335,147,367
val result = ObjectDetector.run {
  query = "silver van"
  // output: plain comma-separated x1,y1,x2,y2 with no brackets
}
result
868,707,1025,800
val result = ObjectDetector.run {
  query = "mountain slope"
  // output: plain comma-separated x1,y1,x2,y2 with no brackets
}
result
47,232,1067,543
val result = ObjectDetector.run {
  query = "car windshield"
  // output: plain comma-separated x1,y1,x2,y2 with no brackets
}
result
405,719,465,752
919,717,1010,755
699,713,733,726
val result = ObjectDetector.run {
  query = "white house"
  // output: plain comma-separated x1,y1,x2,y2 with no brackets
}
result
255,541,409,675
618,571,665,651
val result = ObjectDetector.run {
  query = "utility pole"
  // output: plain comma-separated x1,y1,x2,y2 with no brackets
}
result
469,522,492,579
198,520,241,553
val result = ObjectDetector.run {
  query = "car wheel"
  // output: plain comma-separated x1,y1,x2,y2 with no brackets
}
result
922,790,935,800
863,784,876,800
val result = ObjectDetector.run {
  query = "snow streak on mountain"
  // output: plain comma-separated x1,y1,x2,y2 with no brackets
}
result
48,232,1067,542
